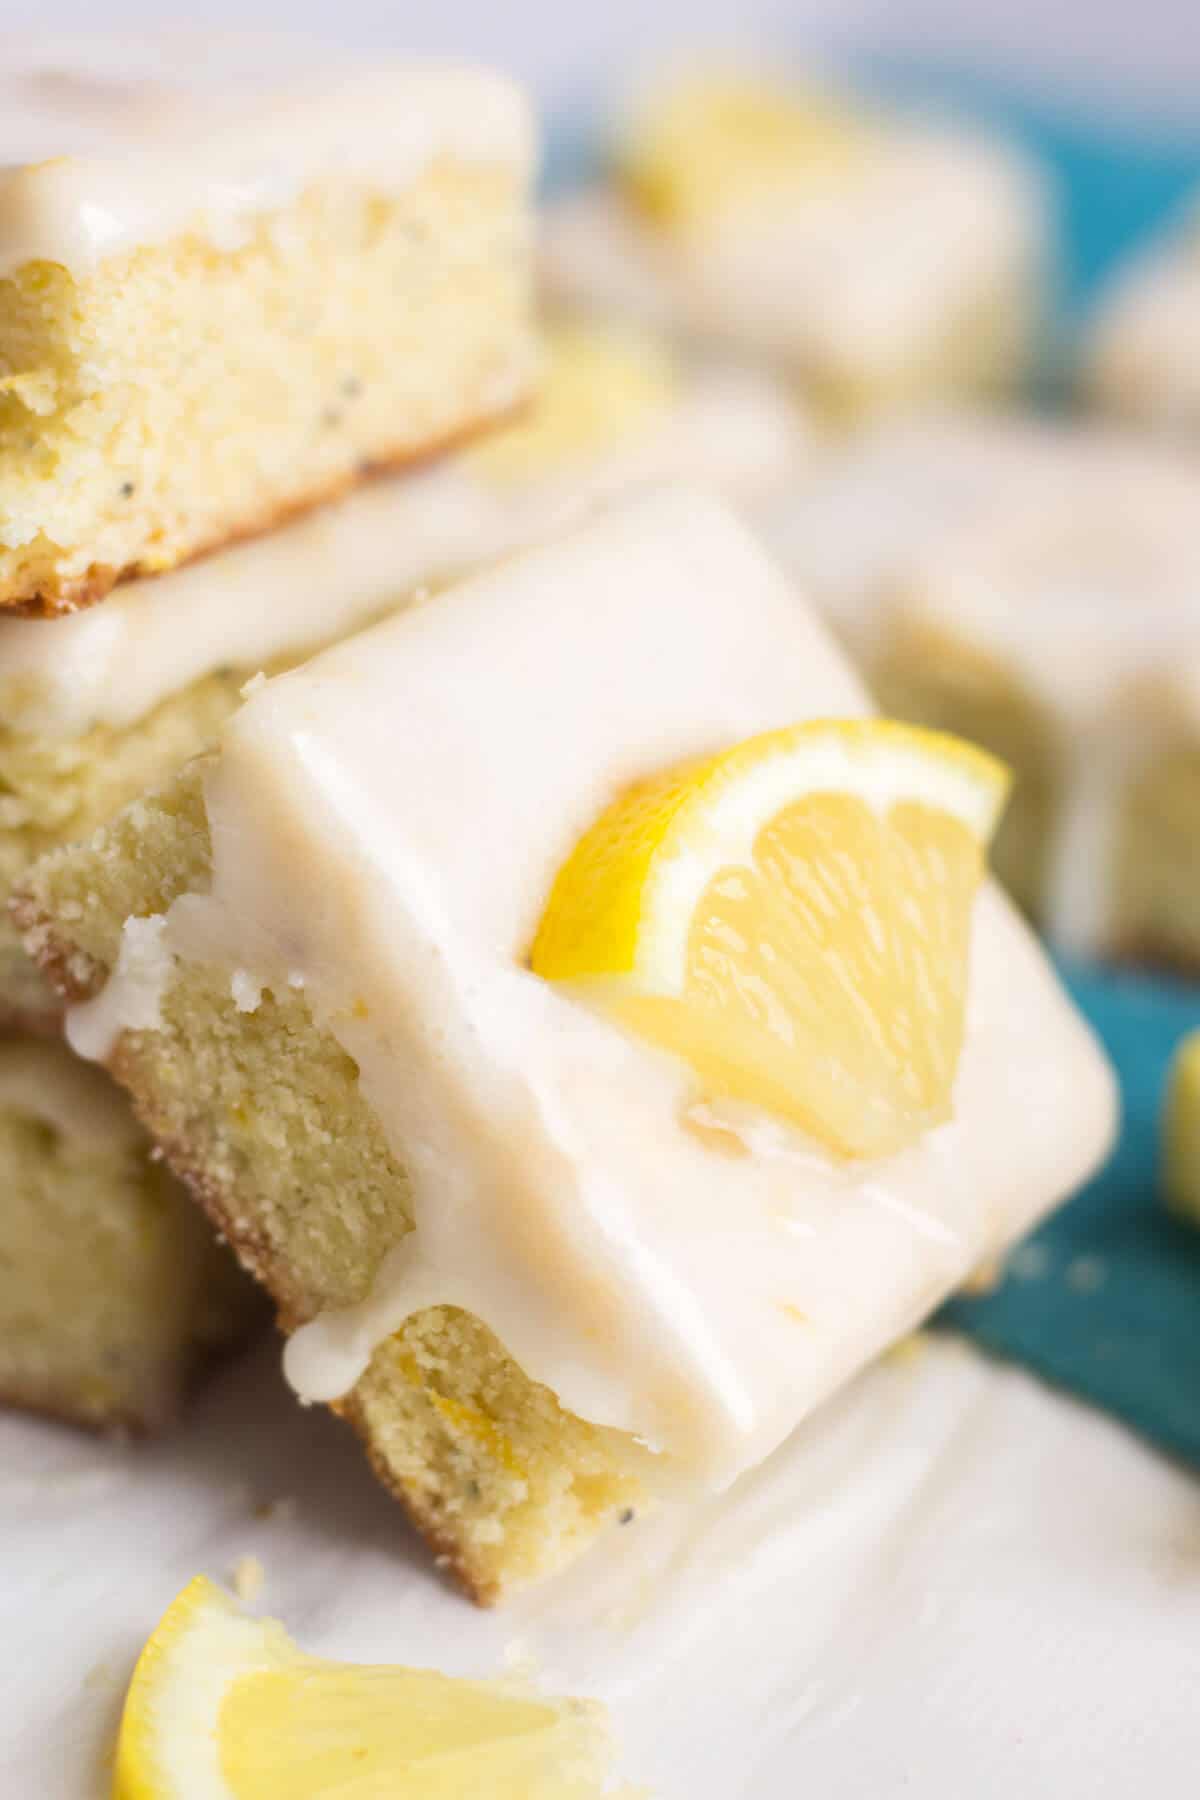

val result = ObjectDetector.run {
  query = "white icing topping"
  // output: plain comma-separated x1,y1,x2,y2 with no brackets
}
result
66,915,173,1063
92,488,1115,1484
766,415,1200,952
0,54,534,277
0,1037,139,1152
0,366,806,741
543,122,1043,375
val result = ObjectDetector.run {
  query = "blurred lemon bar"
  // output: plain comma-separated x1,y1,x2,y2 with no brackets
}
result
0,40,538,613
543,68,1047,423
0,1035,259,1432
770,413,1200,967
1086,200,1200,439
113,1575,633,1798
0,317,806,1034
17,489,1114,1599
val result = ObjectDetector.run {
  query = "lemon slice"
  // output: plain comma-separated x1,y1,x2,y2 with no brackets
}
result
617,71,867,232
113,1576,620,1799
531,719,1009,1160
1163,1030,1200,1226
467,320,679,487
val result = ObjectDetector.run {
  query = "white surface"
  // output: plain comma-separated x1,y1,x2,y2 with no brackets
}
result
3,1333,1197,1794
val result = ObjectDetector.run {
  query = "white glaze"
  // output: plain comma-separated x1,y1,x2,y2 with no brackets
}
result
0,365,805,741
0,1037,139,1152
71,489,1116,1485
0,52,533,277
543,122,1043,378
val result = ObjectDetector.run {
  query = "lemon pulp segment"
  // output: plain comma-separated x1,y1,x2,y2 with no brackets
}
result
113,1576,618,1800
532,719,1009,1160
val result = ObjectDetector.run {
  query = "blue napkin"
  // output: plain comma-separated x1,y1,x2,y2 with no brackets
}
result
940,965,1200,1467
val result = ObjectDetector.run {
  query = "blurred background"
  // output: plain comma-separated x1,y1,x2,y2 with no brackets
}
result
6,0,1200,114
9,0,1200,314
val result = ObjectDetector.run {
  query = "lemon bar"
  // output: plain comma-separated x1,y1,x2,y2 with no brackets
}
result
542,70,1046,422
0,48,536,613
771,414,1200,961
17,490,1114,1599
0,1034,259,1432
0,317,804,1033
1085,204,1200,438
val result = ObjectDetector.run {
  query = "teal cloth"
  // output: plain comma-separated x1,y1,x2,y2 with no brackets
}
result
547,70,1200,1465
939,967,1200,1467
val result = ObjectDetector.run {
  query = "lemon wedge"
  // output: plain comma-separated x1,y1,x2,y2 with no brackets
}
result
1163,1030,1200,1226
617,71,866,231
467,320,679,487
532,719,1009,1160
113,1576,621,1799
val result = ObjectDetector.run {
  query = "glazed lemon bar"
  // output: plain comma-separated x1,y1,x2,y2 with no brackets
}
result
0,50,537,613
542,69,1047,422
0,317,804,1033
1085,203,1200,437
771,414,1200,962
0,1034,259,1432
17,490,1115,1599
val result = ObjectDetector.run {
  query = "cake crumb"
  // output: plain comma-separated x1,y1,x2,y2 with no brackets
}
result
231,969,264,1013
232,1554,265,1603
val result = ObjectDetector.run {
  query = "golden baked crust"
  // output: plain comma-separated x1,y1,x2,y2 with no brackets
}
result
4,405,525,619
0,162,536,613
0,1040,264,1436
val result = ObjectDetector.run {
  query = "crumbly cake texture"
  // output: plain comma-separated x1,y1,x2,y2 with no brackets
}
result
868,619,1060,924
0,162,536,614
16,772,649,1602
0,1036,262,1433
1110,746,1200,970
0,670,243,1031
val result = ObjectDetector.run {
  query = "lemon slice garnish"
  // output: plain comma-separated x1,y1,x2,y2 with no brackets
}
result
617,71,867,232
467,320,679,487
1163,1030,1200,1226
532,719,1009,1160
113,1576,620,1799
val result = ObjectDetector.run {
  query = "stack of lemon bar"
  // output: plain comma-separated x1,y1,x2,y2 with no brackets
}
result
543,68,1048,423
19,482,1116,1599
0,51,815,1436
0,49,540,1431
769,413,1200,968
5,46,1117,1606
